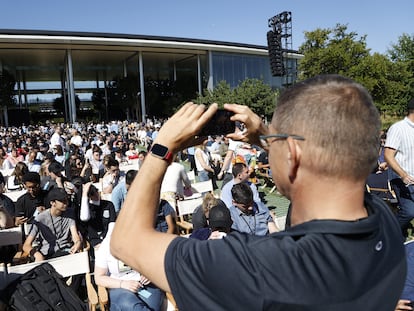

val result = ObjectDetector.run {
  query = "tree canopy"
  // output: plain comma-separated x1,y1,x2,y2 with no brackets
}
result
195,79,278,118
298,24,414,121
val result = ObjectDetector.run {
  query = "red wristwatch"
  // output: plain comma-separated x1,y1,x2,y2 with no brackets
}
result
150,143,174,164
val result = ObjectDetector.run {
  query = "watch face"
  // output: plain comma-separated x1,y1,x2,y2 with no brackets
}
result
151,143,169,158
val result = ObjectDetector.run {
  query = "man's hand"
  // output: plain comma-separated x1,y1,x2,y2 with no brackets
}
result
82,182,92,196
70,240,82,254
154,102,218,154
395,299,413,310
403,175,414,186
224,103,268,147
139,275,151,286
120,279,141,292
15,216,28,226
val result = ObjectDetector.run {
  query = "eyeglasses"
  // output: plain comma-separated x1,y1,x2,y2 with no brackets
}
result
260,133,305,149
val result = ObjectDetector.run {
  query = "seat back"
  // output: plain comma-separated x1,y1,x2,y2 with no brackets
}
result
0,251,99,310
0,226,22,247
191,180,213,195
366,172,397,202
186,170,196,183
3,251,90,286
176,197,204,235
177,197,204,217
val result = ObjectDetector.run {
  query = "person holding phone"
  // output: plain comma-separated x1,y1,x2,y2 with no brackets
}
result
112,75,405,310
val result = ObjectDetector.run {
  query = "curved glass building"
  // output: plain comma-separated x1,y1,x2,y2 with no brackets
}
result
0,30,301,125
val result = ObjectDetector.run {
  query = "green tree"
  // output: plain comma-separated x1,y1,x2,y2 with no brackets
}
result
298,24,369,79
53,95,81,121
107,75,139,120
195,79,278,118
0,70,16,126
298,24,412,118
387,33,414,106
91,89,106,120
233,79,277,117
0,69,16,108
195,80,235,106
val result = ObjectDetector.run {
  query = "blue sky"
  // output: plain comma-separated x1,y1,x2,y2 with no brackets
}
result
1,0,413,54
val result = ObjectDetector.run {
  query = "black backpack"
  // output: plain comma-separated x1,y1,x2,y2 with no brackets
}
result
6,262,87,311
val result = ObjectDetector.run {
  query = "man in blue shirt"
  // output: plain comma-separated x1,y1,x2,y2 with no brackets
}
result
229,182,278,236
220,162,261,208
112,169,137,215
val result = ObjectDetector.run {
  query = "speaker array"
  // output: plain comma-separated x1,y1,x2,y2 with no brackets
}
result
267,30,285,77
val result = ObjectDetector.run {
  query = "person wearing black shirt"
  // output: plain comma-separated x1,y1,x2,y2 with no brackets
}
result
79,182,116,248
14,172,47,226
112,75,406,310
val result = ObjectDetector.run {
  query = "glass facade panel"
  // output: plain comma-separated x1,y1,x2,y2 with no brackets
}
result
211,51,288,90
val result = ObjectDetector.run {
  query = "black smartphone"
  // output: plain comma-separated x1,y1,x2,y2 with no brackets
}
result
199,109,235,136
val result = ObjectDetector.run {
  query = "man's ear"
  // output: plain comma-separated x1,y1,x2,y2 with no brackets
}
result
286,137,302,182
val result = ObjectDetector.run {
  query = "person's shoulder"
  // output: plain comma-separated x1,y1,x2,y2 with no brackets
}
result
16,192,30,202
101,199,115,209
112,180,126,191
36,209,50,222
221,180,234,191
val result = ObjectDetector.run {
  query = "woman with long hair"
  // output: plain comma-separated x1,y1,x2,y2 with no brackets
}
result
194,139,215,182
0,147,9,169
7,162,28,191
191,192,218,230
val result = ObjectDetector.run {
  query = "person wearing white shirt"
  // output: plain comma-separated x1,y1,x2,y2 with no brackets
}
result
69,129,83,147
160,156,191,206
94,224,165,311
50,126,64,149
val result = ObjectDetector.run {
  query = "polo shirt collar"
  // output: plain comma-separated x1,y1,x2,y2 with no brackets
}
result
282,193,380,236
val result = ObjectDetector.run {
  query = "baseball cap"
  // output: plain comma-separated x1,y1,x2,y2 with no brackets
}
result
47,188,68,203
208,200,232,229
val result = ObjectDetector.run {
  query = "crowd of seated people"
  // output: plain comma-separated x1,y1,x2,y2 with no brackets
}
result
0,115,407,311
0,120,175,308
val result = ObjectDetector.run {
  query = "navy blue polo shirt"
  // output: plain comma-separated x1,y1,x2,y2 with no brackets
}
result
165,193,406,311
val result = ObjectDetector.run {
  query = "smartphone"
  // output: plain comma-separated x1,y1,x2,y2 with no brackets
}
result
199,109,235,136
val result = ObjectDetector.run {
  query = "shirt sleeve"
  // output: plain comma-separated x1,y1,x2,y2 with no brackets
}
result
384,123,401,150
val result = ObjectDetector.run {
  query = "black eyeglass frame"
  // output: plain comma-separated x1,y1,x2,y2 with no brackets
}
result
259,134,305,149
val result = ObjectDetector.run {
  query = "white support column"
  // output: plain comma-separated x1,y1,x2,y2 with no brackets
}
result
197,54,202,95
16,70,22,109
61,70,69,122
123,61,128,78
207,51,214,92
66,49,77,123
65,58,72,123
138,51,146,123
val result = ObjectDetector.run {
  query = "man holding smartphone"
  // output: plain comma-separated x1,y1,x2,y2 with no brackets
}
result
112,75,405,310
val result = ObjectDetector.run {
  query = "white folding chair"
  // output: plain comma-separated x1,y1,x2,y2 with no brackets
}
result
0,251,99,310
191,180,213,194
176,197,204,235
186,170,196,183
